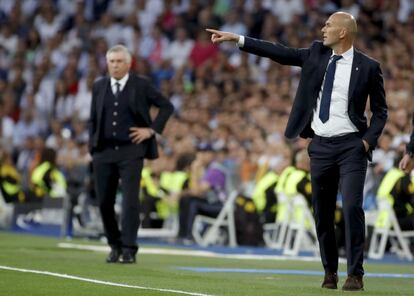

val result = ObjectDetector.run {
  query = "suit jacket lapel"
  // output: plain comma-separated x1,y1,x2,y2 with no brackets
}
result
348,49,362,100
320,49,332,70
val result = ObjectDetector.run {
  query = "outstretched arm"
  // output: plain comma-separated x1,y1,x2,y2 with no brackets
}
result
205,28,310,67
206,29,240,44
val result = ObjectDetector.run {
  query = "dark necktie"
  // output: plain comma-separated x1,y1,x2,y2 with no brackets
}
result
319,55,342,123
115,82,121,97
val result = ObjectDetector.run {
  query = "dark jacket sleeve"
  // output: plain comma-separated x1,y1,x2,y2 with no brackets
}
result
362,62,388,149
241,36,311,67
144,80,174,134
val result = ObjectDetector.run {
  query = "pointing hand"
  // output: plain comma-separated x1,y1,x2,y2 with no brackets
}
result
205,29,240,44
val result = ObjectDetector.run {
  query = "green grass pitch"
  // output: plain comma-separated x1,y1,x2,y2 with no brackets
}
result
0,231,413,295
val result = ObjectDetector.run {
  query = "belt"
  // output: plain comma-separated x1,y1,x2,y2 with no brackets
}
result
313,132,359,143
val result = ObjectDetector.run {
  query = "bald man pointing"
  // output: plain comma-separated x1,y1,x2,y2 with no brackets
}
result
207,12,387,291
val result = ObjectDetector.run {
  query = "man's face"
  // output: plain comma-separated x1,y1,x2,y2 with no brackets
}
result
321,15,343,47
106,51,131,80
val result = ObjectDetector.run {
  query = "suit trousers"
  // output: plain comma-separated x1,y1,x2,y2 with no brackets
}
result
308,132,367,276
92,144,143,253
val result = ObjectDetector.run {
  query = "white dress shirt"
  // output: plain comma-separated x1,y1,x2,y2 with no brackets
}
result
311,46,358,137
237,37,357,137
237,35,245,47
110,73,129,95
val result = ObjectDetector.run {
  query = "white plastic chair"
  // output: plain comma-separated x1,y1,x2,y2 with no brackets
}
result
368,199,414,260
138,213,179,238
263,192,292,249
192,190,239,247
282,194,319,256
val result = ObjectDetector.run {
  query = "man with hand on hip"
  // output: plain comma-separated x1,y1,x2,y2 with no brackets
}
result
89,45,174,264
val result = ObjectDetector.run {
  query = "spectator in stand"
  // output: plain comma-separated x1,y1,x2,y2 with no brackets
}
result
53,79,75,124
34,0,64,42
12,109,41,150
189,30,219,68
29,147,66,201
165,27,194,70
0,100,15,152
0,147,25,203
178,147,228,243
74,74,94,122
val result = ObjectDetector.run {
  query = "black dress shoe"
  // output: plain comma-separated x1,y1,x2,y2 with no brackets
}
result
342,275,364,291
119,252,136,264
321,272,338,289
106,248,121,263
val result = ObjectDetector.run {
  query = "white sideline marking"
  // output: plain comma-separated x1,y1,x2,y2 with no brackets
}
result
0,265,214,296
58,242,340,263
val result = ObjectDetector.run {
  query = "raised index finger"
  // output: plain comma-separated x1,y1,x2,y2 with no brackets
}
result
206,28,220,34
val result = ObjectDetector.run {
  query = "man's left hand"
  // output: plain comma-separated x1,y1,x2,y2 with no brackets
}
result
129,127,154,144
362,139,369,152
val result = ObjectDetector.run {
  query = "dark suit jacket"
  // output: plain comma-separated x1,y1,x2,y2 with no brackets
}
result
241,37,388,151
88,73,174,159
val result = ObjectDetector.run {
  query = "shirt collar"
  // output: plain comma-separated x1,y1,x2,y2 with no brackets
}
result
332,46,353,61
111,73,129,88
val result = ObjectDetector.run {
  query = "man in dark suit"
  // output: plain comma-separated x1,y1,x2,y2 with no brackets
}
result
207,11,387,291
89,45,174,264
399,117,414,173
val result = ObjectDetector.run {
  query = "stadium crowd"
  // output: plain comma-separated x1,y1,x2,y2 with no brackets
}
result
0,0,413,244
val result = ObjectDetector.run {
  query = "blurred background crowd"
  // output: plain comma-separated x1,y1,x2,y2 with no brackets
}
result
0,0,413,242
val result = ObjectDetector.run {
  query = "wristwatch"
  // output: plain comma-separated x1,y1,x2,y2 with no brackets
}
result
408,151,414,159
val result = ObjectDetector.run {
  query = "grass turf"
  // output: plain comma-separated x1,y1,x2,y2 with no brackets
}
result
0,231,413,296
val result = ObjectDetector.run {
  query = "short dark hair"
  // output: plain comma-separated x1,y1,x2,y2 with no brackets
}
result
176,153,196,171
41,148,57,165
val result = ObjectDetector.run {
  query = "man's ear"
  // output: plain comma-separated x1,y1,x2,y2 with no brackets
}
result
339,28,347,39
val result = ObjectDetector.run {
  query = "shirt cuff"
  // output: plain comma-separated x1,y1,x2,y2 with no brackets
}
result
237,35,245,48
